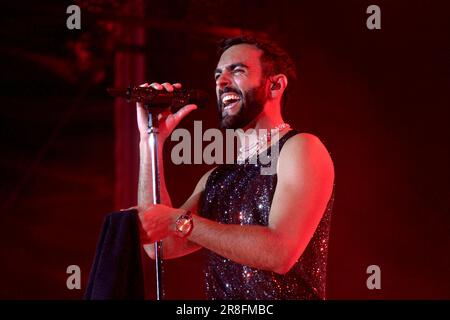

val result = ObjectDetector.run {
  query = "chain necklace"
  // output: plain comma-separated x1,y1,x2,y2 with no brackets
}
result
237,123,291,163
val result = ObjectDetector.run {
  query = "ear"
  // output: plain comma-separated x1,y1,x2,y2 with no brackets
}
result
269,74,288,98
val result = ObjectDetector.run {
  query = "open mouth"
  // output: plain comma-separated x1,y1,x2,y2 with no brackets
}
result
221,93,241,112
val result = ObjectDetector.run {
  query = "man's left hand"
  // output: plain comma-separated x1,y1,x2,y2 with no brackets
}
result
138,204,182,243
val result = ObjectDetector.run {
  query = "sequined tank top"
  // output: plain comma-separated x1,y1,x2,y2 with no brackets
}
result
199,130,334,300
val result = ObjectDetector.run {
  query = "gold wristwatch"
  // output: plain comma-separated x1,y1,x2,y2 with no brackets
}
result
175,210,193,238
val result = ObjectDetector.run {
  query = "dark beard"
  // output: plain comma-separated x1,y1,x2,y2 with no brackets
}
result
217,83,267,130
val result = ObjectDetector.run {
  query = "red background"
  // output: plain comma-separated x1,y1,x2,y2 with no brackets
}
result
0,0,449,299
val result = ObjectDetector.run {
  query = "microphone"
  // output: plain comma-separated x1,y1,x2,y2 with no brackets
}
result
107,85,208,112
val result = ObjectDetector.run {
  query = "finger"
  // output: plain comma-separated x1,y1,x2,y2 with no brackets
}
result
157,109,172,121
120,206,138,212
137,84,150,108
140,229,152,243
168,104,198,127
174,104,198,120
161,82,174,92
150,82,163,90
173,83,182,89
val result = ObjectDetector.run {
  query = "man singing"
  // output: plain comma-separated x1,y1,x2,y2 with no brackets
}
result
136,35,335,300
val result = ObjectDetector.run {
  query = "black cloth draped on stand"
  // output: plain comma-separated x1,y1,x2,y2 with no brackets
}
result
84,209,145,299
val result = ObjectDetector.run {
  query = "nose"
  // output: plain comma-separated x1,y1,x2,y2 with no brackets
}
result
216,71,231,90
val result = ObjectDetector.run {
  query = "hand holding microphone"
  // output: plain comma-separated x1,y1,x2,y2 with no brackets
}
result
107,82,207,111
137,82,198,142
108,82,206,142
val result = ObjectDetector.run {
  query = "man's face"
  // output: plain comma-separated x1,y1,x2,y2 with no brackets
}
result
215,44,268,129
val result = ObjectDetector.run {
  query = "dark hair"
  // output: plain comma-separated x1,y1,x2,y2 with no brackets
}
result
218,34,297,108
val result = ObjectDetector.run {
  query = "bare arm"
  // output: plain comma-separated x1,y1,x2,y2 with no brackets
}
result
181,133,335,274
136,82,200,259
139,133,334,273
138,138,172,208
136,82,196,210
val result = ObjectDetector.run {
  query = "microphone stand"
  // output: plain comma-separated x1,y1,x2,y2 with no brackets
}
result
145,106,164,300
107,85,206,299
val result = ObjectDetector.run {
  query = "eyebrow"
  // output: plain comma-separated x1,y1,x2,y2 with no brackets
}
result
214,63,249,75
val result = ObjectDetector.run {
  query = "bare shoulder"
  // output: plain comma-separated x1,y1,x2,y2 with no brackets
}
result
283,132,325,150
277,132,334,178
280,132,332,160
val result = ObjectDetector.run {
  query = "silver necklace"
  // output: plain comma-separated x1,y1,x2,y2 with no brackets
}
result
237,123,291,163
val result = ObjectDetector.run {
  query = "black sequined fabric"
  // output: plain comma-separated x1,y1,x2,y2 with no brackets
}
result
199,130,334,300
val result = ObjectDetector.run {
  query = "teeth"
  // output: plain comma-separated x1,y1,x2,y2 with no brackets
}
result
222,94,240,104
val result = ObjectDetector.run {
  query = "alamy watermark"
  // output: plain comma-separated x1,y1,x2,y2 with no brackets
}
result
66,265,81,290
169,121,283,175
66,5,81,30
366,5,381,30
366,264,381,290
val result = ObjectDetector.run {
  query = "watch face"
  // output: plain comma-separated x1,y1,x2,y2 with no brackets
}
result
177,218,192,235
